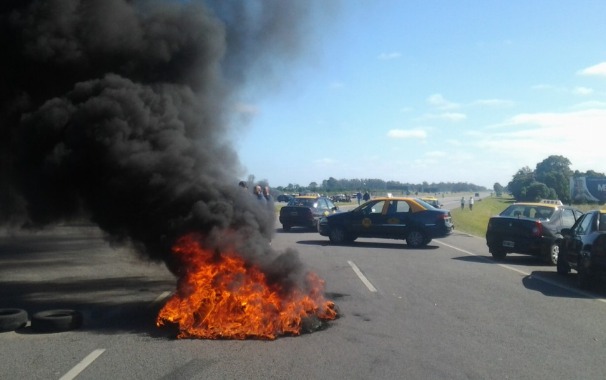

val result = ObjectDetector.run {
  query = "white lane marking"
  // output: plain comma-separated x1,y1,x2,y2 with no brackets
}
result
149,290,172,308
59,349,106,380
348,260,378,293
436,240,606,304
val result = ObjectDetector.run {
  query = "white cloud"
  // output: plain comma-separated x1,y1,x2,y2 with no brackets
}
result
474,109,606,174
314,157,336,166
387,129,427,139
378,52,401,60
471,98,515,107
427,94,459,110
425,150,447,158
578,62,606,77
572,86,593,96
420,112,467,122
572,100,606,109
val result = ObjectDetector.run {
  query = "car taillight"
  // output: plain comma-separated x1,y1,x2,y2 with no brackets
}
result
531,221,543,237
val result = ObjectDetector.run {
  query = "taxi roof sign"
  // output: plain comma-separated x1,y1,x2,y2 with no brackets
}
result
539,199,563,205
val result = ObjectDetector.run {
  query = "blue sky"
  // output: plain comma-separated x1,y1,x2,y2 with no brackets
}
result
232,1,606,189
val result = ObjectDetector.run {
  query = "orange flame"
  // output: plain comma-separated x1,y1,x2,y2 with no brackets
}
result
156,233,338,339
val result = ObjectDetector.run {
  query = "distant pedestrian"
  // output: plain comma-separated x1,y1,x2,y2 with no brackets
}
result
253,185,266,204
363,192,370,202
469,196,474,211
263,186,273,204
356,192,362,205
460,197,465,210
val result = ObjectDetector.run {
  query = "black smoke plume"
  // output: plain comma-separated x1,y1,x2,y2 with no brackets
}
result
0,0,335,286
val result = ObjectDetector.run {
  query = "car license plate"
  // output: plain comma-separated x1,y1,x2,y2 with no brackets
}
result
502,240,514,248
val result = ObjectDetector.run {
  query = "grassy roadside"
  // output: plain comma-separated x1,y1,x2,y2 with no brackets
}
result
449,196,514,237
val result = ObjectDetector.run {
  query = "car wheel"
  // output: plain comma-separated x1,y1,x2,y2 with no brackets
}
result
556,255,570,275
0,308,28,332
544,243,559,266
406,230,426,248
282,224,291,232
329,227,347,244
31,309,83,333
577,259,594,290
490,248,507,260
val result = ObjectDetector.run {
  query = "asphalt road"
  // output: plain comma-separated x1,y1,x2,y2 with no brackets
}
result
2,204,606,379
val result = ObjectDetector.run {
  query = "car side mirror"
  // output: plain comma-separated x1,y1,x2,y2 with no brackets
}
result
560,228,572,236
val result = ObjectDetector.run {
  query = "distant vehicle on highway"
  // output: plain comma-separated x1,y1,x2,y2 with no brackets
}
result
420,196,443,208
318,197,453,248
276,194,294,203
557,209,606,289
279,195,339,231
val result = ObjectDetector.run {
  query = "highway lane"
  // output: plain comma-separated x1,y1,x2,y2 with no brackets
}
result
2,220,606,379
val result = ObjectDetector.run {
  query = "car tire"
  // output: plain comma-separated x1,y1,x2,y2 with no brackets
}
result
329,227,347,244
406,230,426,248
556,256,570,275
0,308,28,332
490,248,507,260
577,259,594,290
544,243,559,266
31,309,83,333
282,224,291,232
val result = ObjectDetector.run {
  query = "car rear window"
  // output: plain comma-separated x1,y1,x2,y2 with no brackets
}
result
501,205,554,219
289,198,317,207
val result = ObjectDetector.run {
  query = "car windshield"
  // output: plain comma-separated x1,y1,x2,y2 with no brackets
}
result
415,198,436,209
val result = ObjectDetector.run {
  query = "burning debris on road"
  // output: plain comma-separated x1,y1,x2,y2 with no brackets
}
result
0,1,339,339
157,233,337,340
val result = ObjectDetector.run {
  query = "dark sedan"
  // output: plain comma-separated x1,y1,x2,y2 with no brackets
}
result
318,197,454,248
557,210,606,289
279,196,339,231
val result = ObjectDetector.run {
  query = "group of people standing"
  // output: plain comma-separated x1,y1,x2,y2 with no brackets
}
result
356,191,371,205
460,196,474,210
239,181,273,204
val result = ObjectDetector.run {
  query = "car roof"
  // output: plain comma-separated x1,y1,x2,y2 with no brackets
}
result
294,195,320,199
512,200,565,209
372,197,418,201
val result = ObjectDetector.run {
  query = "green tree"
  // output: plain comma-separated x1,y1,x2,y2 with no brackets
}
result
525,182,556,202
535,155,572,202
493,182,504,196
508,166,534,200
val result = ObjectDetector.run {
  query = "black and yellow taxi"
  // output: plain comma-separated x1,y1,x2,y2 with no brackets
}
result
318,197,454,248
420,196,443,208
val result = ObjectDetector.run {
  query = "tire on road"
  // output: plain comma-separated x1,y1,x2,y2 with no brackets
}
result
556,256,570,275
577,259,594,291
544,243,559,266
329,226,347,244
31,309,83,333
490,247,507,260
405,230,426,248
0,308,28,332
